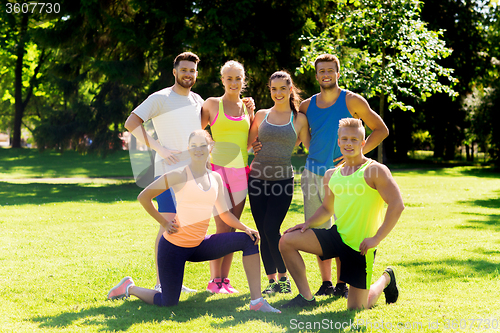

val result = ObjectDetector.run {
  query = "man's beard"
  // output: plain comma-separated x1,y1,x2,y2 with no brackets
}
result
320,81,336,91
176,75,195,89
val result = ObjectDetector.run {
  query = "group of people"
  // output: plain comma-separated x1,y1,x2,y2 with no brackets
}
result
106,51,405,313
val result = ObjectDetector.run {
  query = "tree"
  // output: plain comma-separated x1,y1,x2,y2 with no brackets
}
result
298,0,457,161
0,1,60,148
421,0,493,160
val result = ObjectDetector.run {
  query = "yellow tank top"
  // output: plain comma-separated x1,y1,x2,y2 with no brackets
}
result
210,98,250,168
328,159,385,252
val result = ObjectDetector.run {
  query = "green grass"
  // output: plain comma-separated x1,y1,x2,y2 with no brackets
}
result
1,149,500,332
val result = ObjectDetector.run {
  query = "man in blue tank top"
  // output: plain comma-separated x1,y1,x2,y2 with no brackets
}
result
300,54,388,298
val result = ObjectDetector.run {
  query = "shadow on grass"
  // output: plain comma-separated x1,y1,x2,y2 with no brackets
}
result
30,292,366,332
456,190,500,231
397,258,499,280
0,182,139,205
390,165,500,178
0,148,133,178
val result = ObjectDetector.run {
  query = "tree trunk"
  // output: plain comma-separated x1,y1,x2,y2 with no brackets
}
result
12,14,30,148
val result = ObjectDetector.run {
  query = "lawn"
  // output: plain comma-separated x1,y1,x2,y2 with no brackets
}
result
1,149,499,332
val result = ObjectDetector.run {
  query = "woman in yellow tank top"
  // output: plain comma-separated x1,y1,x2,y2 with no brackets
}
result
201,61,255,294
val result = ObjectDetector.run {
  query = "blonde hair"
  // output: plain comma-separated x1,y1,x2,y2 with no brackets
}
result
188,129,214,149
220,60,246,91
338,118,365,139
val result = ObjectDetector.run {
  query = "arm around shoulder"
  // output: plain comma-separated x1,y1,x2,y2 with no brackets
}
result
346,93,388,154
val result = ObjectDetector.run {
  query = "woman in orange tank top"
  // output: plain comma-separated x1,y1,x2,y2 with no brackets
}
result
107,130,280,313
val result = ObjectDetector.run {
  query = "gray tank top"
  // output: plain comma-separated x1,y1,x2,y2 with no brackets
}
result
249,111,297,181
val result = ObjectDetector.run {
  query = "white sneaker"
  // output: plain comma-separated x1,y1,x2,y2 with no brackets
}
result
154,284,197,293
181,285,197,293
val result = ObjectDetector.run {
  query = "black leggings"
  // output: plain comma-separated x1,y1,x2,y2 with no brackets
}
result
248,177,294,275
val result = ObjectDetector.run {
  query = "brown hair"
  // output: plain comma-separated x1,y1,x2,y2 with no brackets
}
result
268,70,302,118
173,52,200,69
314,54,340,73
338,118,365,139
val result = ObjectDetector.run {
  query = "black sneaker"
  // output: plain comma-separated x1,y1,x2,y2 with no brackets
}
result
262,279,279,294
315,281,334,296
333,284,348,298
278,277,292,294
281,294,317,308
383,267,399,304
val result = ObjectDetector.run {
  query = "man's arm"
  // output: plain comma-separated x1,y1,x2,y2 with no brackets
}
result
359,163,405,255
346,93,389,155
125,113,181,165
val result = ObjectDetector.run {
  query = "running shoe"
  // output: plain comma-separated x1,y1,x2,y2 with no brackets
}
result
280,294,317,308
278,277,292,294
222,278,238,293
383,267,399,304
262,279,279,294
154,284,197,293
315,281,334,296
108,276,134,300
181,285,197,293
207,278,229,294
333,284,349,298
249,297,281,313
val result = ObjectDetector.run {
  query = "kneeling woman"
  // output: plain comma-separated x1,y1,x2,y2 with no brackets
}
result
108,130,280,313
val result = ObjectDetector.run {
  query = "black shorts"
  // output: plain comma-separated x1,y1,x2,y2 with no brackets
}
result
312,225,376,289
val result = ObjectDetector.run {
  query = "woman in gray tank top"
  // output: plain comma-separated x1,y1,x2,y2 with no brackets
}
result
247,71,310,295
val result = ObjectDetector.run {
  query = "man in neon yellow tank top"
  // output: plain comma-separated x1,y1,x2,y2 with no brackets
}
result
279,118,405,310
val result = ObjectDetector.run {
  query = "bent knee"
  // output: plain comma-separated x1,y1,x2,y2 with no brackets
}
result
279,233,293,250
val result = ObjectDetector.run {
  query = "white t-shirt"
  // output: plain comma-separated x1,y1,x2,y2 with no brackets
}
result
133,87,204,177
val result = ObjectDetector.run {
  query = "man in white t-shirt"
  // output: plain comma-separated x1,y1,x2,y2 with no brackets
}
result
125,52,203,293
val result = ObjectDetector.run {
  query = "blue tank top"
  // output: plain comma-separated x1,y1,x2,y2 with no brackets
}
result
305,90,352,176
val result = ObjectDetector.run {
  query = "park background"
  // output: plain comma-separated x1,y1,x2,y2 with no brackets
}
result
1,0,500,332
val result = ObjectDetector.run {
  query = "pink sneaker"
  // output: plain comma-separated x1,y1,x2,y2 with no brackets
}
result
108,276,134,300
206,278,229,294
250,297,281,313
222,278,239,293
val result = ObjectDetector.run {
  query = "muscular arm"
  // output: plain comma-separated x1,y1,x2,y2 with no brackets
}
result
359,164,405,255
346,93,389,155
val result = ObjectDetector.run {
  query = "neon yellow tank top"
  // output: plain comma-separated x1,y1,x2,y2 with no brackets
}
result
328,159,385,252
210,98,250,168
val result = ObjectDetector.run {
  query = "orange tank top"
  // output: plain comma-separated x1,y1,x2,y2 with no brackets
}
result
165,166,218,247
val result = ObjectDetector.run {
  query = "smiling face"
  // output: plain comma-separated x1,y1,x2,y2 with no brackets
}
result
221,67,245,96
338,126,366,157
315,61,339,90
188,132,210,162
173,60,198,89
269,78,291,106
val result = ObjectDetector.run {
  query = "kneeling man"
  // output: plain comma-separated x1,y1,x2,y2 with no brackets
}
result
279,118,404,310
